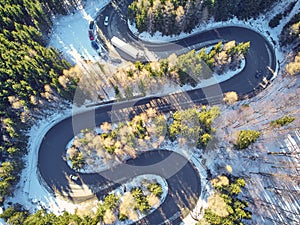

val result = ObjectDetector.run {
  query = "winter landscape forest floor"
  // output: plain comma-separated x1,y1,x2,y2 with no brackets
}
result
1,0,300,224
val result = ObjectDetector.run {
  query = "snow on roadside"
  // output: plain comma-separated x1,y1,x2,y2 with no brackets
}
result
48,0,110,63
7,0,299,222
128,0,298,48
5,107,79,215
128,0,300,79
0,207,6,225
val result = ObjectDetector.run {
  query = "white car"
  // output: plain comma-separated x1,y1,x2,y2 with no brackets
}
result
69,174,78,181
104,16,109,26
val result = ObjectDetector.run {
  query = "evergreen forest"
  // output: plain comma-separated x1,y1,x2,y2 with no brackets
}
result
0,0,79,201
128,0,279,35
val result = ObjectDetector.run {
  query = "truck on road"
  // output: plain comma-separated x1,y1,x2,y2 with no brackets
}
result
111,36,143,60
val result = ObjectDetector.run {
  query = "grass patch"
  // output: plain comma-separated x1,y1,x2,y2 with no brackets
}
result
270,116,295,127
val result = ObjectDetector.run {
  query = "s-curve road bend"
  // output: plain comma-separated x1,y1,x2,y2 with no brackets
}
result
38,102,201,225
100,1,276,99
38,2,276,225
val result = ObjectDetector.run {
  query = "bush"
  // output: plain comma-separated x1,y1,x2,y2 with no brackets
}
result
207,193,229,217
0,207,16,221
104,194,119,210
211,176,230,188
147,183,163,197
223,91,238,104
103,209,116,224
69,150,84,170
270,116,295,127
236,130,260,149
118,213,128,221
131,188,150,213
285,52,300,75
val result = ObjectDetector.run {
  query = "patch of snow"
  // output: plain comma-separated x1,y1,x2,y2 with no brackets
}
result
205,73,300,225
5,107,80,215
0,219,7,225
48,0,110,63
0,207,6,225
107,174,168,225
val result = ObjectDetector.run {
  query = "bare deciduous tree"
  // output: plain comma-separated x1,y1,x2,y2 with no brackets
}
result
223,91,238,105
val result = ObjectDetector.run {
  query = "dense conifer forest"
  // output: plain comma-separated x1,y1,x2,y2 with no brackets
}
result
0,0,79,201
128,0,279,35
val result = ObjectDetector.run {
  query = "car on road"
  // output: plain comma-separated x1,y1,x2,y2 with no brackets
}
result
104,16,109,26
89,20,94,30
91,41,99,50
69,174,78,181
88,30,94,40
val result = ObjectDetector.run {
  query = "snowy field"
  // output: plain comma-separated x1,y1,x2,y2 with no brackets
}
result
48,0,110,63
209,75,300,225
2,0,300,224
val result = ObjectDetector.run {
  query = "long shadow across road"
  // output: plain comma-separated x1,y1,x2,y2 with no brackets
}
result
38,102,201,224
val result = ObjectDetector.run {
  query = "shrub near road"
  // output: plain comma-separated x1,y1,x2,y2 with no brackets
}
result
270,116,295,127
285,52,300,76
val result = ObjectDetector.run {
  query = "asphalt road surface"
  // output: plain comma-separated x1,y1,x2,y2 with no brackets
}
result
99,1,276,98
38,104,201,224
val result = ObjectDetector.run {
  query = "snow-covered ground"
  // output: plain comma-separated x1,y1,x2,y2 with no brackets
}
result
5,0,300,224
48,0,249,106
128,0,300,79
102,174,168,225
48,0,110,63
5,108,77,215
208,75,300,225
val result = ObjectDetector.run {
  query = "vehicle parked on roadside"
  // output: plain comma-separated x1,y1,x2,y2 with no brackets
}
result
89,20,94,30
69,174,78,181
88,30,94,40
111,36,143,59
91,40,99,50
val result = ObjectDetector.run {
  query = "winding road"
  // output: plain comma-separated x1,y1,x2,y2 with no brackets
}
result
38,1,276,225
